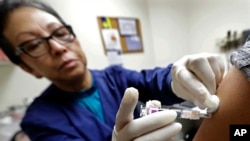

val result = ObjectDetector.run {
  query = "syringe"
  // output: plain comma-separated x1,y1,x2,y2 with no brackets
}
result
140,106,211,120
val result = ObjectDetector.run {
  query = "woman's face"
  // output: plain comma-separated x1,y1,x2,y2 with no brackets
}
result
3,7,87,86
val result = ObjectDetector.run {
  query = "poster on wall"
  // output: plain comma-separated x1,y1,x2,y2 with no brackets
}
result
101,29,123,65
106,50,123,66
125,35,142,51
118,18,137,36
102,29,122,50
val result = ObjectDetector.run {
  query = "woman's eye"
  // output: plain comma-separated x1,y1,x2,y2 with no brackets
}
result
26,44,39,51
55,33,67,38
23,40,42,52
54,31,69,38
53,27,70,38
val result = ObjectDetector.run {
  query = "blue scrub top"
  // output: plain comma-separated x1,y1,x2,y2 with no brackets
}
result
21,65,183,141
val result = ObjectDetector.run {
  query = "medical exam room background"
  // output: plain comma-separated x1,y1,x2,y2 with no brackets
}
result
0,0,250,120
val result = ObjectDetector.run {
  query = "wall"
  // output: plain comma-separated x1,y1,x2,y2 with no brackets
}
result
188,0,250,53
0,0,154,111
147,0,190,66
147,0,250,66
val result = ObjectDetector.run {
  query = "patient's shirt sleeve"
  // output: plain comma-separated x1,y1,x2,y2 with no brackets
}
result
230,40,250,80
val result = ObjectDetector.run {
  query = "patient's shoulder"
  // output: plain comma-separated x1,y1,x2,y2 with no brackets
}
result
193,66,250,141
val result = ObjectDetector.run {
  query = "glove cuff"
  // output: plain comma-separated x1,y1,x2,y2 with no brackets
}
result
171,81,177,94
111,126,118,141
113,126,118,137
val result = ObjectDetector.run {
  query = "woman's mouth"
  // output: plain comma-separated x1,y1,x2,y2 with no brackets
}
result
59,59,77,70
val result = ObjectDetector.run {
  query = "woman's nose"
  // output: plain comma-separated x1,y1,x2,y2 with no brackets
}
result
48,39,67,56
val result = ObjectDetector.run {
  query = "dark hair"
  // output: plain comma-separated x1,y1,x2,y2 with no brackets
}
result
0,0,67,64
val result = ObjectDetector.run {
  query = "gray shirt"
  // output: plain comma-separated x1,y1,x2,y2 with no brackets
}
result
231,40,250,80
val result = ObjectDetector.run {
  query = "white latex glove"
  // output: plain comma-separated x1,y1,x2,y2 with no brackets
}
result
171,53,225,113
112,87,182,141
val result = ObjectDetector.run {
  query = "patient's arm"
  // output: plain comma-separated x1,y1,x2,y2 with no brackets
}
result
193,66,250,141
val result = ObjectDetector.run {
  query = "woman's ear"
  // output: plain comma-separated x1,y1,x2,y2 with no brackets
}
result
19,63,43,78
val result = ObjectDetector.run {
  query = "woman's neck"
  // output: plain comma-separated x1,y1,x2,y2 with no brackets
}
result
54,69,92,92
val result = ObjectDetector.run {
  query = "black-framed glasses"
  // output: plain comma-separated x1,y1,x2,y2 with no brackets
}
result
15,25,75,58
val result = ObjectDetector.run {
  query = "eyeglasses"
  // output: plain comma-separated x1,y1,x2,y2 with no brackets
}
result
15,25,75,58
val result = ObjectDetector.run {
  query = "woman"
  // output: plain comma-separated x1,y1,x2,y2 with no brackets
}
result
0,0,225,140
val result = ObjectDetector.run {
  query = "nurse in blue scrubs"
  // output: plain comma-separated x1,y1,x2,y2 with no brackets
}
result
0,0,225,140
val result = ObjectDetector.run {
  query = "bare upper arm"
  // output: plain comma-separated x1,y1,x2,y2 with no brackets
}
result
193,66,250,141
